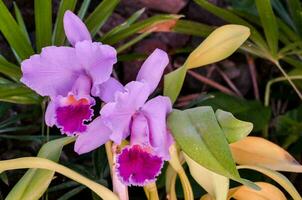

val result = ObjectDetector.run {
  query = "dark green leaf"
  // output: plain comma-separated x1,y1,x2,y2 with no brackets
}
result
272,0,295,30
53,0,77,45
193,92,271,131
172,19,213,37
85,0,120,37
255,0,279,58
13,2,30,43
287,0,302,37
101,15,180,45
0,56,21,82
35,0,52,51
164,66,187,104
6,137,76,200
0,172,8,185
0,83,41,104
77,0,91,19
58,186,86,200
168,107,258,189
0,0,34,60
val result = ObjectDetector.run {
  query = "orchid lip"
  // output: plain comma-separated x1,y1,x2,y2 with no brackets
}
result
116,144,164,186
55,94,95,135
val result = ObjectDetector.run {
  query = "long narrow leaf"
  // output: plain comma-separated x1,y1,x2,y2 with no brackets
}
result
85,0,120,37
0,0,34,60
172,19,213,37
35,0,52,51
53,0,77,45
255,0,279,58
77,0,91,19
0,157,119,200
288,0,302,37
0,56,21,81
13,2,30,43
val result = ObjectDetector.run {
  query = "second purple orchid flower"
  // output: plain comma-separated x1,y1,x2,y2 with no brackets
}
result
21,11,173,187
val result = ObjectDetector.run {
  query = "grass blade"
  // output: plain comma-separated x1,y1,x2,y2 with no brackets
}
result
77,0,91,19
85,0,120,37
35,0,52,52
0,0,34,60
255,0,279,58
0,56,21,82
287,0,302,37
172,19,213,37
13,2,30,43
53,0,77,45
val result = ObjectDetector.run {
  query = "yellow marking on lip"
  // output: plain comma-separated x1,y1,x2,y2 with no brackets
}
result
66,95,89,106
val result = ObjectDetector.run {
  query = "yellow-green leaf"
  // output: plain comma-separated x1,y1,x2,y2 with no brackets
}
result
184,25,250,69
230,136,302,172
183,152,229,200
0,157,118,200
164,66,186,103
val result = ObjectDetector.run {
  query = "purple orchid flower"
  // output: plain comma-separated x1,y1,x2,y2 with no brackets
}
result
75,49,174,186
21,11,117,135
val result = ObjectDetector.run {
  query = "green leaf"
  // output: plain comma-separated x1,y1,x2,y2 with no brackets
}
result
0,83,41,104
194,0,268,51
287,0,302,37
164,66,186,103
13,2,30,43
102,8,145,41
85,0,120,37
255,0,279,58
172,19,213,37
0,0,34,60
58,186,86,200
77,0,91,19
167,107,258,189
5,137,75,200
0,172,8,185
53,0,77,45
35,0,52,52
101,14,180,45
0,56,21,82
0,157,118,200
195,92,271,132
215,109,253,143
272,0,295,30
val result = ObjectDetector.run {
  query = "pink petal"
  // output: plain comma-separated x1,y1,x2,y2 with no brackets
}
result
21,46,81,97
100,81,150,144
116,145,164,186
74,117,111,154
141,96,173,160
136,48,169,94
130,112,150,146
63,10,92,46
75,41,117,89
45,100,56,127
92,77,124,103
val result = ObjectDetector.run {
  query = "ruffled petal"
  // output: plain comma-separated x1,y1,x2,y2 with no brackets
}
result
92,77,124,103
54,94,95,135
141,96,172,160
21,46,81,97
74,117,111,154
116,145,164,186
63,10,91,46
136,48,169,94
75,41,117,88
100,81,150,144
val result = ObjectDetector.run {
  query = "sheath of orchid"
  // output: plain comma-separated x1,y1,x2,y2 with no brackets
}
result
21,10,117,136
75,49,173,186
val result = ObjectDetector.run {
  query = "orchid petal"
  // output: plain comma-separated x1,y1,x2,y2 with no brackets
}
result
21,46,81,97
141,96,172,160
100,81,150,144
74,117,111,154
92,77,124,103
45,100,56,127
136,48,169,94
75,41,117,88
63,10,92,46
130,113,150,146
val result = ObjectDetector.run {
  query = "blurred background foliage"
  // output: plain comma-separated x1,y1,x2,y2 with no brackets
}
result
0,0,301,199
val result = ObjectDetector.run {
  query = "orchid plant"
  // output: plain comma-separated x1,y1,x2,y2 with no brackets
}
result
0,2,301,200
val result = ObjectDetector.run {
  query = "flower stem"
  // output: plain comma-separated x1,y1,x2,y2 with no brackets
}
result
144,182,159,200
